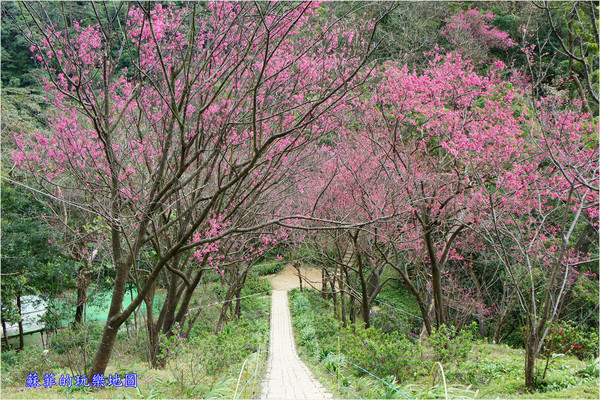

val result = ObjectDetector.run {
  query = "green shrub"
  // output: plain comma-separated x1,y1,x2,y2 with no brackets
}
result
542,321,599,361
340,325,420,382
50,323,103,355
1,346,57,386
167,298,270,377
577,357,600,378
242,275,272,295
290,291,311,315
370,305,419,340
254,262,284,276
428,322,477,363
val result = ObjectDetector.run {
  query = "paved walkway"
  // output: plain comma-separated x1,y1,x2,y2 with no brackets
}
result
261,290,332,399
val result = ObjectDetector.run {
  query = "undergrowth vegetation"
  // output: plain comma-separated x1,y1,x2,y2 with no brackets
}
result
1,273,271,399
289,288,600,399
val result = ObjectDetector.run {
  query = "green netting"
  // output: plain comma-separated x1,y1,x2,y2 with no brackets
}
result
49,287,165,328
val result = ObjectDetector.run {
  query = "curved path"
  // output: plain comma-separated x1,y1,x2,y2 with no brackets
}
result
261,290,332,399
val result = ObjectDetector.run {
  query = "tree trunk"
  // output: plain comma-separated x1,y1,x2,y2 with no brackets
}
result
493,313,507,344
145,281,163,368
74,262,92,325
466,266,487,340
349,295,356,325
525,332,538,389
160,258,182,336
234,286,243,319
420,294,436,346
423,223,445,328
330,273,338,319
216,289,236,333
357,254,370,328
2,320,11,350
173,269,205,330
88,253,133,380
340,275,347,328
321,269,327,299
389,262,433,335
294,263,303,292
16,294,24,350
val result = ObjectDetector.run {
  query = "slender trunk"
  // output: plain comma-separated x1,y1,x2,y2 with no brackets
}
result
184,303,205,337
74,262,92,325
357,254,370,328
216,288,236,333
389,263,433,335
145,281,162,368
2,320,11,349
330,273,338,319
340,276,347,328
17,294,24,350
321,269,327,299
234,286,243,319
294,263,303,292
467,267,486,340
160,257,182,335
88,257,131,379
420,294,436,345
493,314,507,344
423,225,444,328
173,269,205,329
349,295,356,325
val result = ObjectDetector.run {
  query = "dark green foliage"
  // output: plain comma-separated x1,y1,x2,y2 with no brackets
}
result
1,3,40,87
166,296,270,375
577,358,600,378
451,357,521,385
242,273,272,295
49,323,103,376
370,304,420,340
0,181,65,324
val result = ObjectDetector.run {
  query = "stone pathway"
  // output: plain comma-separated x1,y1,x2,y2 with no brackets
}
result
261,290,332,399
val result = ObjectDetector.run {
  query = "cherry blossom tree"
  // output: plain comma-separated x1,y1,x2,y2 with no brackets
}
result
332,52,526,332
443,7,516,63
14,1,383,377
475,95,598,389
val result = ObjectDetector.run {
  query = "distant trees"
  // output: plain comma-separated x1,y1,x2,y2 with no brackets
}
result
0,181,65,349
536,1,599,110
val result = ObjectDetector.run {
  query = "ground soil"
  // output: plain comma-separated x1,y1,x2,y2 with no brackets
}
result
265,263,324,291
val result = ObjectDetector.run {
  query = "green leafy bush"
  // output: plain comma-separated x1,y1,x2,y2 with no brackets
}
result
339,325,420,382
428,322,477,363
175,299,270,375
0,346,57,386
577,357,600,378
542,321,599,361
370,305,419,340
242,274,272,295
453,358,521,385
254,262,284,276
